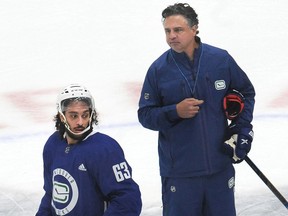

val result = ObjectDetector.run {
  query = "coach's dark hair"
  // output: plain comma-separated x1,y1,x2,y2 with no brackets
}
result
162,3,199,34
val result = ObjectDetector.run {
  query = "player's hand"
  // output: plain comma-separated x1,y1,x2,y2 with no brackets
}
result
176,98,204,118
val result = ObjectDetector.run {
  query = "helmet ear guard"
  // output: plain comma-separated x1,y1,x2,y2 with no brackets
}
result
223,89,245,120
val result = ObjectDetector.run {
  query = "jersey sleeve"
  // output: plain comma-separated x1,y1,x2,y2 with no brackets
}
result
35,135,55,216
88,136,142,216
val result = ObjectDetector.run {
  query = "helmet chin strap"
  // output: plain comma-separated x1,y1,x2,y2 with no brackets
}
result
59,111,94,137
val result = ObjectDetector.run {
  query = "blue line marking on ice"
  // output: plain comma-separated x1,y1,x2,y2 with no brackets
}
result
253,113,288,120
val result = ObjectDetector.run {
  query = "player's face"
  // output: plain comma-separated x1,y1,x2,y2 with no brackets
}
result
163,15,198,55
64,101,91,135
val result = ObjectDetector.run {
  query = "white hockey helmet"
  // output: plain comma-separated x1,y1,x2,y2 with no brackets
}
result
56,84,96,136
56,83,95,114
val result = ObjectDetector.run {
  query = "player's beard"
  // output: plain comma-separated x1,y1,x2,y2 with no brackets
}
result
65,126,93,142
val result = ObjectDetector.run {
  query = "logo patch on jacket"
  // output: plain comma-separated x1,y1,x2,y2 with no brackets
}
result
214,80,226,90
144,93,150,100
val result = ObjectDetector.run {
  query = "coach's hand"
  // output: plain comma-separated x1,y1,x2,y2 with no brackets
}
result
176,98,204,118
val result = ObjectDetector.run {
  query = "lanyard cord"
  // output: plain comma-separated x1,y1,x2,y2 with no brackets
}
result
170,48,203,97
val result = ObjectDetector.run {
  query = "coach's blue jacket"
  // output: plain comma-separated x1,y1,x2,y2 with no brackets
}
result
138,41,255,177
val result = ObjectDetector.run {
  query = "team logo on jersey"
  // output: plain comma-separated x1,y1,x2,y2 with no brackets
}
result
214,80,226,90
53,181,70,203
52,168,79,215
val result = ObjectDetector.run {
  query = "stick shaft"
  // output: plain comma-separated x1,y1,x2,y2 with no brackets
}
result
244,156,288,209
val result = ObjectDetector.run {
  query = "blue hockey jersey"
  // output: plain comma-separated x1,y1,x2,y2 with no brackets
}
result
36,131,142,216
138,41,255,178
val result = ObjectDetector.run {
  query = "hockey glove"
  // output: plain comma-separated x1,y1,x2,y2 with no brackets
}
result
223,128,254,163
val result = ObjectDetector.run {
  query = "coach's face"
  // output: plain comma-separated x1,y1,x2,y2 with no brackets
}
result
163,15,198,58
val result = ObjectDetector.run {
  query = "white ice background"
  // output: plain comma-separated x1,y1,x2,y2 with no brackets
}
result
0,0,288,215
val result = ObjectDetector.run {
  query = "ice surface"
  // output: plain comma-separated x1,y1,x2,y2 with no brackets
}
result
0,0,288,215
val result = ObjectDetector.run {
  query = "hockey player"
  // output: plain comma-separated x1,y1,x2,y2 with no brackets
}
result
36,84,142,216
137,3,255,216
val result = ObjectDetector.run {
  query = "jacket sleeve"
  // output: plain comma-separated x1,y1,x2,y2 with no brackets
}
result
138,64,181,131
90,139,142,216
227,54,255,131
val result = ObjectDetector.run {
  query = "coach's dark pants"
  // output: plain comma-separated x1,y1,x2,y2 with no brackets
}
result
161,164,236,216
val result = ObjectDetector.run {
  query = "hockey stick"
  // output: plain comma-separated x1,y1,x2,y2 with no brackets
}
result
244,156,288,209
